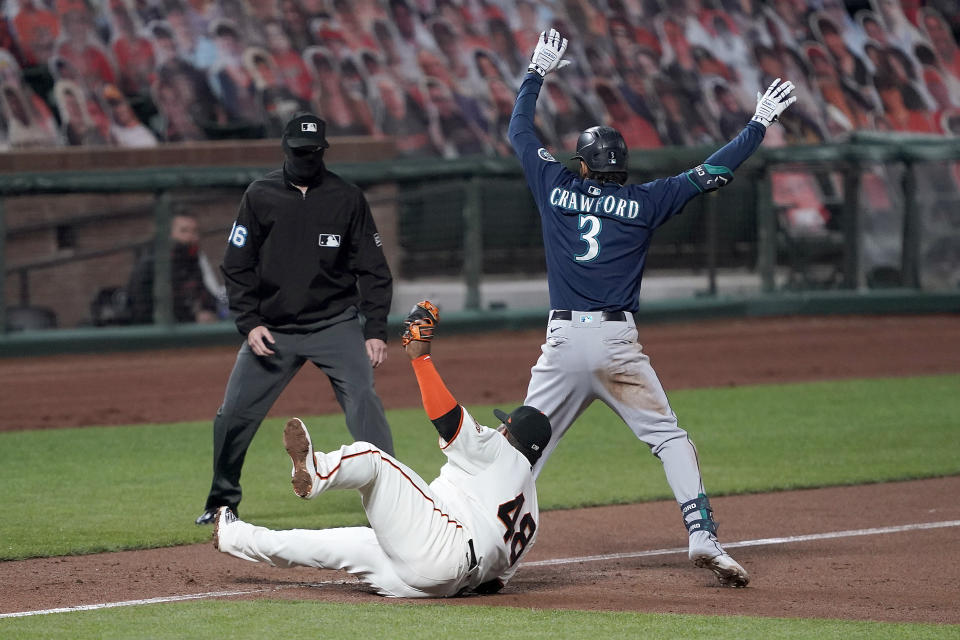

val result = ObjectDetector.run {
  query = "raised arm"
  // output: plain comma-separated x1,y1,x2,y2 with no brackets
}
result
402,301,463,441
507,28,569,158
506,72,545,158
686,78,798,193
508,29,572,208
636,78,798,228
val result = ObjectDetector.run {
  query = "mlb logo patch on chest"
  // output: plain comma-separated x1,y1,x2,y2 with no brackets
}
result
319,234,341,247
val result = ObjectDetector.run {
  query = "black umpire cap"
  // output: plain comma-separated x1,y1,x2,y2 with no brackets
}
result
494,406,552,463
283,112,330,149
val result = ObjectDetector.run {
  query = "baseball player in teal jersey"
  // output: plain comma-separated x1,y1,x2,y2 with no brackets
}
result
509,29,797,587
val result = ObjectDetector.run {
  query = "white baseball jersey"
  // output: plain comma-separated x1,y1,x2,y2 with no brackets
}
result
430,407,540,591
216,407,539,597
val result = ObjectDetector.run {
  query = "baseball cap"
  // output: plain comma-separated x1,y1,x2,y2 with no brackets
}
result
493,406,551,462
283,112,330,149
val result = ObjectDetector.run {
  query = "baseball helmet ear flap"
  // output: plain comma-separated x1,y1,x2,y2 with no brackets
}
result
573,125,628,172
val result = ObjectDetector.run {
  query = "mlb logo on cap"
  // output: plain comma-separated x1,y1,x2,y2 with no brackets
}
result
284,113,330,149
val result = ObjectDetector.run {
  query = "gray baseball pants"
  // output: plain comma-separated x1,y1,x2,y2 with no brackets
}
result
524,310,705,505
203,313,394,512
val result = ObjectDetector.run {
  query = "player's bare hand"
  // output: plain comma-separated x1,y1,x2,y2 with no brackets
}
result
366,338,387,368
248,325,275,356
403,339,430,360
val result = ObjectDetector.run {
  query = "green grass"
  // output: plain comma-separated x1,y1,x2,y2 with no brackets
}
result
1,601,956,639
2,374,958,638
1,375,958,560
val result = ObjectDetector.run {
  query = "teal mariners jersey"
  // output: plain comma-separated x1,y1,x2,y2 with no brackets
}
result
508,73,766,312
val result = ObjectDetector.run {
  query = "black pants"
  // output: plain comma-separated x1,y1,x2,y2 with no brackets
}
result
202,313,394,512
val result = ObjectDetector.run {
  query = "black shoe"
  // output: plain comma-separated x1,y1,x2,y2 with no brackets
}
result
196,506,236,525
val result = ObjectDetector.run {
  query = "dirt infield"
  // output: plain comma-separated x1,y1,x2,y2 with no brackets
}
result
2,314,959,622
3,313,959,432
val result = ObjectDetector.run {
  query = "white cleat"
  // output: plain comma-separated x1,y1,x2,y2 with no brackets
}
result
284,417,319,499
212,506,237,551
692,552,750,587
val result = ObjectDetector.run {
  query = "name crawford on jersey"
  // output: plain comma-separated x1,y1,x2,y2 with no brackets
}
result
548,187,641,219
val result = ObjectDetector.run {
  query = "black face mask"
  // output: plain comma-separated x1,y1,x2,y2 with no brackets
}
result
282,139,326,187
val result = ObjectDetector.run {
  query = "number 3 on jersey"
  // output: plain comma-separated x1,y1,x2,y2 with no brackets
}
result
498,492,536,565
575,214,601,262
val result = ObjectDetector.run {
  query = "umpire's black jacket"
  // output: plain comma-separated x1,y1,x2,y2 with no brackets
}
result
222,167,393,341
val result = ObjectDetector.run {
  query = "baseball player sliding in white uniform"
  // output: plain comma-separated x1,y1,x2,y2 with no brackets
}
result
213,301,552,598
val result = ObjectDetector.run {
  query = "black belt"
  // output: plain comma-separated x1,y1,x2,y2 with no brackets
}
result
550,310,629,322
467,539,478,570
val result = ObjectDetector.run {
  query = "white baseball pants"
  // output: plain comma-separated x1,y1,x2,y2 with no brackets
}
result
217,442,475,597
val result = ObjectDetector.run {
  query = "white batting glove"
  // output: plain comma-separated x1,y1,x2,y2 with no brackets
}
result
751,78,797,128
528,28,570,77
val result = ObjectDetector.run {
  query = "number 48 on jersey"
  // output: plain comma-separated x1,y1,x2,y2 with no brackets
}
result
498,493,537,565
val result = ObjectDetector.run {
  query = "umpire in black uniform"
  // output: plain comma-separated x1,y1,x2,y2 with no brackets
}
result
196,112,395,525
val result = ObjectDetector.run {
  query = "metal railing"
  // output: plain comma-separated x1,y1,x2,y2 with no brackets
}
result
2,134,959,334
757,133,960,292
